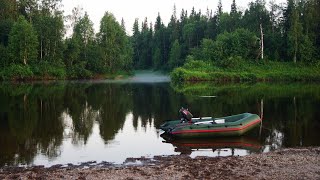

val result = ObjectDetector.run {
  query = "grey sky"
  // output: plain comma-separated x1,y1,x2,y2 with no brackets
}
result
62,0,286,35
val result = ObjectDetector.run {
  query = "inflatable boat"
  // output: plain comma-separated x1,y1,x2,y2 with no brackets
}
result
160,112,261,138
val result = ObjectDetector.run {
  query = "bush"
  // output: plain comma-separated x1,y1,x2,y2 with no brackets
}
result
171,67,187,82
1,64,33,80
32,61,66,79
182,57,217,72
217,56,245,69
183,60,208,69
67,65,92,79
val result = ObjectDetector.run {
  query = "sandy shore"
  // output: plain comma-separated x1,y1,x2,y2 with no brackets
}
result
1,147,319,180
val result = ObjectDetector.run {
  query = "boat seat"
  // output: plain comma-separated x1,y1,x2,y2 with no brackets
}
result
214,119,225,124
192,117,212,120
194,120,214,125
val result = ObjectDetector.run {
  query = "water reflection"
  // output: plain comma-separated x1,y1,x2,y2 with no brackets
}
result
0,82,319,167
0,82,180,166
161,134,262,156
171,82,320,150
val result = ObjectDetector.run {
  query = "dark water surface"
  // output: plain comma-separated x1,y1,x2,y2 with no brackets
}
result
0,78,319,167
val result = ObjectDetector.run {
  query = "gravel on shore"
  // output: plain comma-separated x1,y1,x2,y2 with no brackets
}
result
1,147,320,180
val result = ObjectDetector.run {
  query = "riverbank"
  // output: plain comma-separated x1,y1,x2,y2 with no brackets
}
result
0,64,133,81
1,147,319,179
171,61,320,82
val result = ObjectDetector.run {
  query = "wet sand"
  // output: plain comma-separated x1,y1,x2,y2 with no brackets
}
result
1,147,319,180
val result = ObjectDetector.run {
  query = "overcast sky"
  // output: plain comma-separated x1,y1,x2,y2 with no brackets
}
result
62,0,286,35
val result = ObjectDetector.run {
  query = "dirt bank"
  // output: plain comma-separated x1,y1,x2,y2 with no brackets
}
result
1,147,319,180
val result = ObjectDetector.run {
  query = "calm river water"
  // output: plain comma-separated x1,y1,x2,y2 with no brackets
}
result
0,75,319,167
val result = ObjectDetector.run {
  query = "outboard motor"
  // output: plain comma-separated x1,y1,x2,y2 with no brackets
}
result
179,107,193,123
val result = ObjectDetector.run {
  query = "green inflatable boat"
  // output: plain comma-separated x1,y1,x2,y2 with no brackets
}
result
160,112,261,138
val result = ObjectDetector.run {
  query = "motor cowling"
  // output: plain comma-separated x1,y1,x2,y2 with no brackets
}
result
179,107,193,122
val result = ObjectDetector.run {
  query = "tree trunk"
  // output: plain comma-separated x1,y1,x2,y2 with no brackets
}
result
24,41,27,65
40,38,43,60
260,24,264,60
53,29,57,60
294,36,297,63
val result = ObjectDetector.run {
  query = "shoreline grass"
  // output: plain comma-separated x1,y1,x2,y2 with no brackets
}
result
171,60,320,82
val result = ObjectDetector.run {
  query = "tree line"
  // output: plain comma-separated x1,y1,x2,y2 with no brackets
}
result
132,0,320,70
0,0,132,80
0,0,319,80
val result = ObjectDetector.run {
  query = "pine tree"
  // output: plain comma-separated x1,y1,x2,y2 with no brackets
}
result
231,0,237,16
154,13,162,31
121,18,126,32
217,0,223,15
132,18,140,68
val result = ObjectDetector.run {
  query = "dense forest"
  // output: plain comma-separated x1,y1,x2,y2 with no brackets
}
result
132,0,320,70
0,0,132,80
0,0,319,80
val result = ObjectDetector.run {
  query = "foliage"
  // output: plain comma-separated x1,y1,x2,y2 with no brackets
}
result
217,56,245,69
182,59,211,71
72,12,95,67
0,44,9,68
8,16,38,65
171,61,320,82
33,10,64,62
64,37,80,67
1,64,33,80
0,0,320,81
168,40,182,69
0,0,16,46
85,44,105,74
67,64,92,79
31,61,66,79
73,12,94,49
97,12,131,73
0,2,133,81
130,0,320,75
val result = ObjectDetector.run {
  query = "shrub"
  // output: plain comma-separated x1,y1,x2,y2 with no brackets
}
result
183,60,208,70
2,64,33,80
217,56,245,69
171,67,187,82
32,61,66,79
67,65,92,79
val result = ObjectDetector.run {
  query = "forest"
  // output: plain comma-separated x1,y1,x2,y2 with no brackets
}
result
0,0,319,81
0,0,132,80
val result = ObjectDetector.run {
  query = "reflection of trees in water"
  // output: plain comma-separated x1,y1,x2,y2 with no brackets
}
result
131,83,182,130
97,84,131,142
0,83,65,166
32,85,65,159
258,96,320,150
0,82,182,166
0,82,319,166
62,83,132,144
174,83,320,151
64,84,94,144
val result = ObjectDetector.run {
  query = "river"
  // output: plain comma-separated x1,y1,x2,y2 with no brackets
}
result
0,71,319,167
